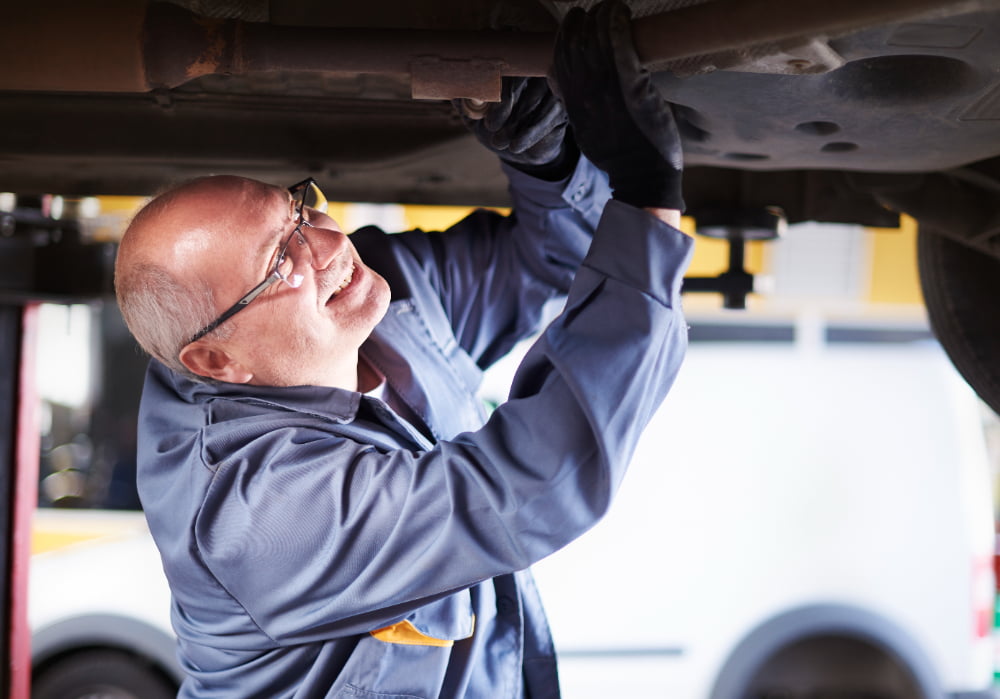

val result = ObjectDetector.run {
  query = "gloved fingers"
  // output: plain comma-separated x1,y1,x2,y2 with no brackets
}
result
662,105,685,171
553,4,623,113
482,77,522,132
485,78,545,137
476,78,566,159
453,75,570,170
486,78,557,131
594,1,621,76
510,122,567,162
550,6,587,104
510,77,555,124
450,77,520,144
549,0,685,209
615,46,684,170
538,124,569,153
585,0,681,172
606,0,642,80
502,83,567,154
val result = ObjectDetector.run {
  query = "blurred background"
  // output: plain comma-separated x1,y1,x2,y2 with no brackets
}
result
26,195,1000,698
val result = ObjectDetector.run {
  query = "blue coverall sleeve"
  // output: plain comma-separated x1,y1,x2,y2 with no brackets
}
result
383,157,611,368
195,201,694,644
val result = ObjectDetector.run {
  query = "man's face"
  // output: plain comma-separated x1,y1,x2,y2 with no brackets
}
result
181,178,391,388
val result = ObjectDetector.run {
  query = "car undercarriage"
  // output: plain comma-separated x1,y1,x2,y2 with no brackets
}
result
1,0,999,410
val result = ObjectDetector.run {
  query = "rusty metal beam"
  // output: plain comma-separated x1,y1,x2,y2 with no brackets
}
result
142,3,551,101
0,0,148,92
0,0,986,101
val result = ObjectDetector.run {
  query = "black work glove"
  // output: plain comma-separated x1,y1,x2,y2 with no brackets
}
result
551,0,685,210
455,76,579,181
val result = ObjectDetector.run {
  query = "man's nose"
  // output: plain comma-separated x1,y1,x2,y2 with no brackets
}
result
304,227,348,271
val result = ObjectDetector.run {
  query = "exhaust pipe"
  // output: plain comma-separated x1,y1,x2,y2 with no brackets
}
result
0,0,984,100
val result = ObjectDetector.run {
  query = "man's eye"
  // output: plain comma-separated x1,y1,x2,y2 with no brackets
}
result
276,250,295,278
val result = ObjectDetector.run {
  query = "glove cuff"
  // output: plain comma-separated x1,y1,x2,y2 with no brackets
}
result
502,138,580,182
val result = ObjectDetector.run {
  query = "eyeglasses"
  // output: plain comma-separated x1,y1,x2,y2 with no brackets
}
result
186,178,329,346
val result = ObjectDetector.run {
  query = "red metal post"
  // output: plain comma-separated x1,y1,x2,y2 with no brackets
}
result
9,303,40,699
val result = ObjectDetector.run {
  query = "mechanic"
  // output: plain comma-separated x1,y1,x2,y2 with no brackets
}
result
114,3,693,697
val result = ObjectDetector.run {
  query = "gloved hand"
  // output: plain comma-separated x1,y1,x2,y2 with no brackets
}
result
551,0,685,210
455,76,578,181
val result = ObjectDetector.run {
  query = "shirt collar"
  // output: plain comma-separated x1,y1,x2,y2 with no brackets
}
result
149,358,362,423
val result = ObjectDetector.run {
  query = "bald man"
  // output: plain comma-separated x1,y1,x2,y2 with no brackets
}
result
117,175,392,390
116,4,693,697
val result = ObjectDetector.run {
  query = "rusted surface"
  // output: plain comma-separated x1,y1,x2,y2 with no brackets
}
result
143,4,240,88
142,3,550,99
0,0,983,98
0,0,147,92
410,57,504,101
229,23,551,90
1,0,997,203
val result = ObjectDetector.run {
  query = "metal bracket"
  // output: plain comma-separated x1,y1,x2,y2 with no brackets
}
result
410,56,504,102
682,239,757,310
682,207,785,309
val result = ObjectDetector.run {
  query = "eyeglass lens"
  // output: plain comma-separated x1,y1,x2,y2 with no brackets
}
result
293,180,329,217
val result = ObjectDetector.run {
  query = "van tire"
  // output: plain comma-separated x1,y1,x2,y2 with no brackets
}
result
32,648,177,699
742,634,924,699
918,226,1000,416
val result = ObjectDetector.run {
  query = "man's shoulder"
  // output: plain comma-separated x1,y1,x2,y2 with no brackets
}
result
142,361,361,435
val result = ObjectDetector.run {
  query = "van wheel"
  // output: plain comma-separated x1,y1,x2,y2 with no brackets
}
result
917,225,1000,416
32,649,177,699
743,635,923,699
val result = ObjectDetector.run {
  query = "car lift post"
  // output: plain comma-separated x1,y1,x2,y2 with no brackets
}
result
682,207,785,309
0,300,39,699
0,200,115,698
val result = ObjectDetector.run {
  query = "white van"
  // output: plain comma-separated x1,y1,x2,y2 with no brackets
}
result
30,317,997,698
30,510,181,698
523,316,998,699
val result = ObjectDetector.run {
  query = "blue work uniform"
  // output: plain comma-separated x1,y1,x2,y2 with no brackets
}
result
136,157,694,698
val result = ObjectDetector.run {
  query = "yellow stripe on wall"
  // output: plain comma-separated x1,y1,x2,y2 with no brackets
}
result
403,205,497,232
31,531,105,555
32,510,148,555
326,202,352,231
687,231,768,277
866,215,923,306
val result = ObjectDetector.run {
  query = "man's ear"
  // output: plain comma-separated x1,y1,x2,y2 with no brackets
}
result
178,342,253,384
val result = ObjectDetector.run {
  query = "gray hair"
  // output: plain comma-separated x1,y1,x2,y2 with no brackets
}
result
114,185,237,381
116,260,235,381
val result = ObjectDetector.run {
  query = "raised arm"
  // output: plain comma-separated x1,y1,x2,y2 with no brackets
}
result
184,1,698,641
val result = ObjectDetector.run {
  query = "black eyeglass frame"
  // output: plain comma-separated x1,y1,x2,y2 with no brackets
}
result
185,178,322,347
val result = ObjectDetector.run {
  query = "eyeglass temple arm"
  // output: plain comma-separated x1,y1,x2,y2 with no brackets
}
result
187,273,281,345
